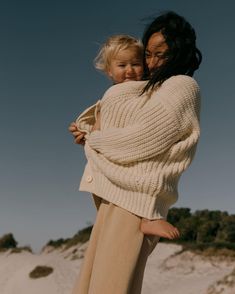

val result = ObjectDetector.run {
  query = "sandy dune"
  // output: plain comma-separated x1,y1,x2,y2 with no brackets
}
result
0,242,234,294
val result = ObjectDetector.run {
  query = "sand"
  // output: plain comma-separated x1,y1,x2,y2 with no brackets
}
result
0,242,234,294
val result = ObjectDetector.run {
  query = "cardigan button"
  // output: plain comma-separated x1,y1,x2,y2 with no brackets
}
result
86,175,93,183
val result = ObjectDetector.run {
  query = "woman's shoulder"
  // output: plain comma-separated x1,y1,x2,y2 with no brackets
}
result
162,75,200,92
148,75,200,109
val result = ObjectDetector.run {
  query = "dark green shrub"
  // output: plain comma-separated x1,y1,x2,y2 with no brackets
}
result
216,215,235,243
44,225,93,251
0,233,17,249
10,246,32,254
64,225,93,249
29,265,54,279
46,238,69,248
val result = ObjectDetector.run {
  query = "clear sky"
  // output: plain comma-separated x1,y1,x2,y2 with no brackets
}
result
1,0,235,252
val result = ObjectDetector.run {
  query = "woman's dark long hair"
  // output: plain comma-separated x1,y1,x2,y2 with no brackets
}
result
142,11,202,92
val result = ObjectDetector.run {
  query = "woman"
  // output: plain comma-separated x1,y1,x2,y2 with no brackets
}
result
69,11,202,294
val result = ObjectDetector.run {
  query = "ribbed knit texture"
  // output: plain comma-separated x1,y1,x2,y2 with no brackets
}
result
76,75,201,220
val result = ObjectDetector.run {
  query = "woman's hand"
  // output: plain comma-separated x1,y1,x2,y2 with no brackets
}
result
69,111,100,145
68,122,86,145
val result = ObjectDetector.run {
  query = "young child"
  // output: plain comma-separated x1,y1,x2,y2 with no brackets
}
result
73,35,180,240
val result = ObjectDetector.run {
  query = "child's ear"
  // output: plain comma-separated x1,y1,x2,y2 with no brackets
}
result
107,69,113,79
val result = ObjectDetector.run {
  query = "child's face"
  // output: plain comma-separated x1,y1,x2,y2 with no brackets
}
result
107,48,143,84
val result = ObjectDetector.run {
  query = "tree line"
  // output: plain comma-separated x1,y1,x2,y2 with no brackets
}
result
166,208,235,247
1,208,235,251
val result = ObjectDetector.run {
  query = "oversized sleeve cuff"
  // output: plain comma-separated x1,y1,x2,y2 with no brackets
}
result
75,100,101,135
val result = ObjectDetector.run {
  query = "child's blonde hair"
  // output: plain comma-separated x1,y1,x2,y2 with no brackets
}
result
94,35,143,73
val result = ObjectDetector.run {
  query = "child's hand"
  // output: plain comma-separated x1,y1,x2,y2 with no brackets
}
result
68,122,86,145
140,218,180,240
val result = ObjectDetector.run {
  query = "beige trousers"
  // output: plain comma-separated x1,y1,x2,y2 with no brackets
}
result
72,196,159,294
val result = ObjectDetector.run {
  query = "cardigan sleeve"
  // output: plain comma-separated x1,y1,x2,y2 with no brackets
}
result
75,100,101,134
87,76,200,165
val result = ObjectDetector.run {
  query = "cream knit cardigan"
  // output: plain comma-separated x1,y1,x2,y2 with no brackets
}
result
76,75,201,220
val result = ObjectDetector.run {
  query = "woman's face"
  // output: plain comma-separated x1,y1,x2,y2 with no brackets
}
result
145,32,169,74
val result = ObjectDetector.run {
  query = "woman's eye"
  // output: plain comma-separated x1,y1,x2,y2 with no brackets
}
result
145,52,164,59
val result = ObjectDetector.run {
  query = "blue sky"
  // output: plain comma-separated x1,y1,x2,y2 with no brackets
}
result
1,0,235,252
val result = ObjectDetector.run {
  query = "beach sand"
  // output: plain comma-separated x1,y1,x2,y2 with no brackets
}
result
0,242,234,294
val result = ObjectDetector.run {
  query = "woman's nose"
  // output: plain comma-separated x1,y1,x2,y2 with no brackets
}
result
147,57,159,71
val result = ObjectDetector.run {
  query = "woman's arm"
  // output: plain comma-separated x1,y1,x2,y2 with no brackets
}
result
86,76,200,164
87,102,179,164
